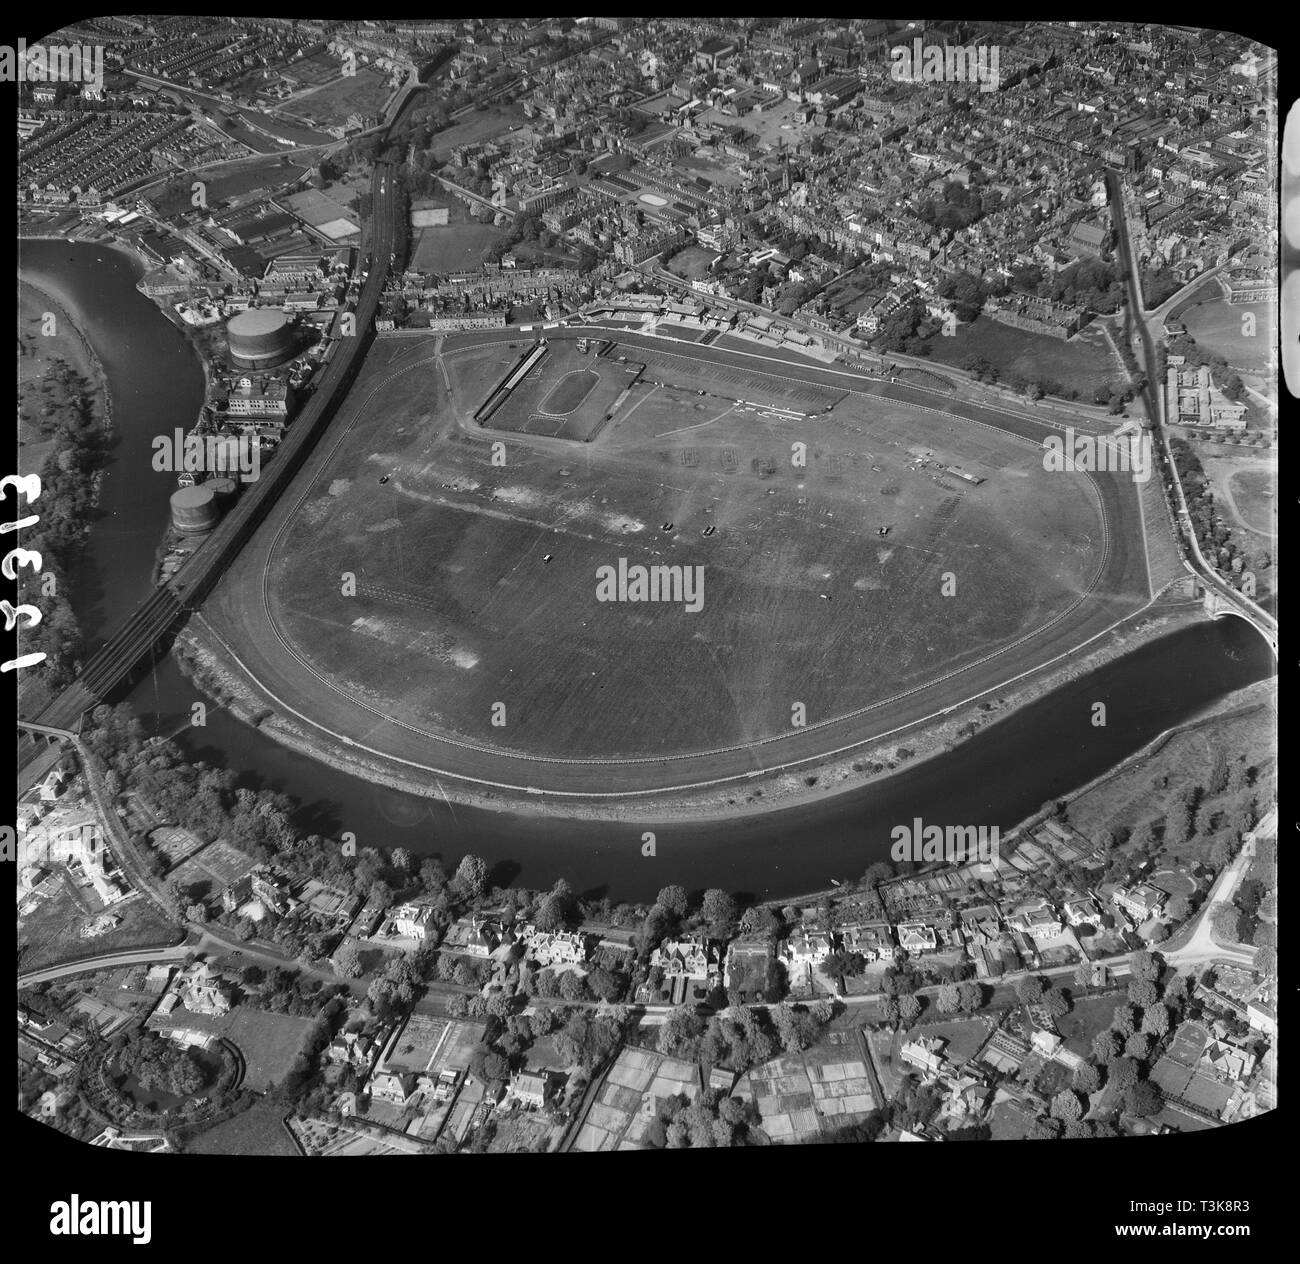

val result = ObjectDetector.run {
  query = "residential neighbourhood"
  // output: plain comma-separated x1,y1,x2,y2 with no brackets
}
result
18,706,1278,1151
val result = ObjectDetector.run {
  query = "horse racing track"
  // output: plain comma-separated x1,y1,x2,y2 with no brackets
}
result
195,327,1150,790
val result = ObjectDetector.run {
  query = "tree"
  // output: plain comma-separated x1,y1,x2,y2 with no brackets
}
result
1207,749,1230,796
1051,1089,1082,1122
453,853,488,900
656,885,689,919
1256,944,1277,977
862,861,894,888
1124,1032,1152,1061
1108,1056,1139,1092
701,889,738,935
1142,1005,1170,1039
1128,978,1159,1008
1016,975,1044,1006
390,847,412,875
1164,797,1194,849
1042,988,1070,1019
535,881,575,931
1128,949,1160,983
1074,1062,1102,1095
1212,903,1244,944
1124,1081,1162,1117
897,994,922,1027
1092,1030,1121,1064
335,944,364,979
936,982,961,1014
559,970,588,1002
657,1007,704,1059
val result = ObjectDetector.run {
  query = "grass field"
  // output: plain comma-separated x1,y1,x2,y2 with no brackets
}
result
1055,990,1128,1058
667,245,719,282
231,330,1107,763
471,341,642,441
411,222,502,274
922,315,1122,398
1064,695,1275,871
284,66,392,129
187,1102,301,1155
426,106,527,164
155,1004,317,1092
1179,292,1276,375
1197,453,1277,539
19,892,178,974
203,161,309,206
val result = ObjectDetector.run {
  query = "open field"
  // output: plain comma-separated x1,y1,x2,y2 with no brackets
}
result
465,340,643,441
187,1102,301,1155
411,221,502,274
284,187,360,234
426,106,527,164
896,1016,993,1066
1196,453,1277,540
284,66,392,129
198,325,1152,798
667,245,720,282
922,315,1122,398
1063,685,1276,871
1055,990,1128,1058
153,1004,317,1092
18,892,179,974
203,161,309,205
1178,291,1276,376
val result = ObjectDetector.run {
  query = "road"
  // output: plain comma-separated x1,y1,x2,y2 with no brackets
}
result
1105,170,1276,652
19,943,193,988
1160,836,1259,970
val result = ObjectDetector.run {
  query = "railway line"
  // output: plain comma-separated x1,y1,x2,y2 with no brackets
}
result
28,142,405,734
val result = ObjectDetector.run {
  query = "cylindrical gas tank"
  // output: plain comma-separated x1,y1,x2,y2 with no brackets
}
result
170,484,219,535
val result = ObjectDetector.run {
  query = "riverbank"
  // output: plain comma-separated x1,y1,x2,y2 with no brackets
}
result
17,272,113,464
15,269,120,713
173,592,1210,823
31,234,223,592
734,674,1275,913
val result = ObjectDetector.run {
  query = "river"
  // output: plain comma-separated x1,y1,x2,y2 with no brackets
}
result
19,239,1276,903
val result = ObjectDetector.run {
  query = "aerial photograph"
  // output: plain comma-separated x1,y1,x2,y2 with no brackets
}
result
11,14,1282,1225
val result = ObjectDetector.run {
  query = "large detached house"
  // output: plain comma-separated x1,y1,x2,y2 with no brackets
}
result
1113,883,1168,922
896,923,938,954
650,937,718,981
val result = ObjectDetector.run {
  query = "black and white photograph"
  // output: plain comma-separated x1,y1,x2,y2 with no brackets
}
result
10,13,1285,1243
